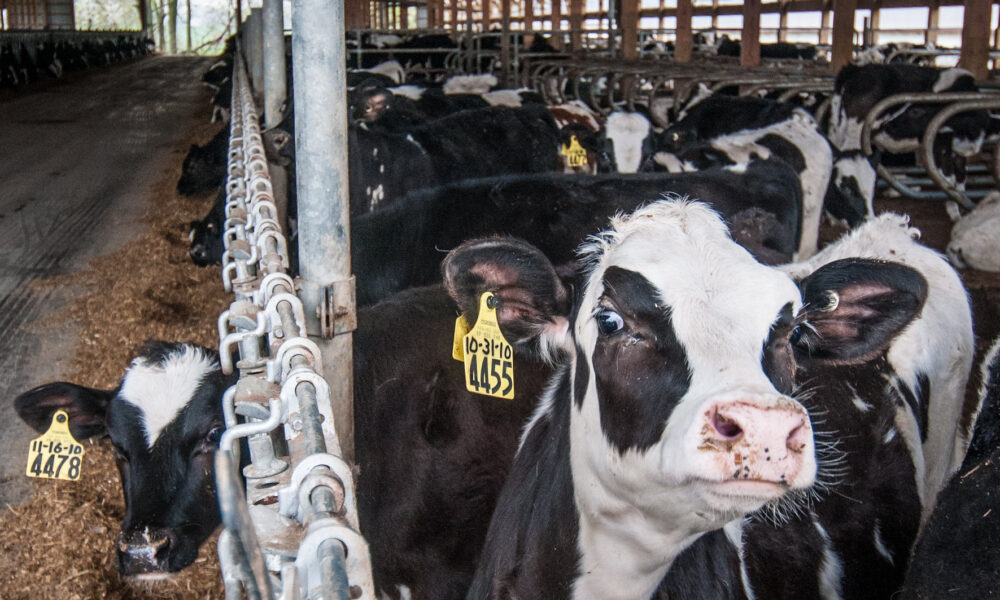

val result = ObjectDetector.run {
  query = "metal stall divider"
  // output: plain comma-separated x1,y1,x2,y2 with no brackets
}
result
214,50,375,600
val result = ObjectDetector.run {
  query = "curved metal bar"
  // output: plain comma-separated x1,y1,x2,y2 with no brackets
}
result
920,98,1000,208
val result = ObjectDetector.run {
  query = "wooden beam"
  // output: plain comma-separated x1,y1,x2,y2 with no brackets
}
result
926,0,939,44
525,0,533,29
676,0,693,62
451,0,459,30
830,0,857,71
552,0,563,48
570,0,583,51
622,0,638,59
820,0,832,44
869,0,882,46
483,0,491,31
741,0,761,67
958,0,990,79
778,0,790,42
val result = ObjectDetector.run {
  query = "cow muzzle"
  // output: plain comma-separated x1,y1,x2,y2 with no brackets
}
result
115,527,176,576
698,396,815,492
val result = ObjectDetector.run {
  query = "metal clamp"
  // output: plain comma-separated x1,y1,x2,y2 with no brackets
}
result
277,453,359,530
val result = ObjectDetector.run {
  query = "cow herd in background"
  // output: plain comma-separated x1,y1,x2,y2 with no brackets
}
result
0,34,153,90
12,30,1000,600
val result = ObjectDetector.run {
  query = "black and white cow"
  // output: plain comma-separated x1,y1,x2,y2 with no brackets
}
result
829,64,989,158
446,200,969,599
12,292,555,598
14,342,233,577
780,213,976,513
897,334,1000,599
651,95,838,259
350,160,803,304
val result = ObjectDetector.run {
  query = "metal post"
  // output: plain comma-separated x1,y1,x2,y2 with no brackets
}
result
248,9,265,95
263,0,286,129
292,0,356,460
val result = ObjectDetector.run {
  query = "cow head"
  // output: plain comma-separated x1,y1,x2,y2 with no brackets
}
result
444,200,928,561
825,148,878,227
14,342,234,577
597,111,656,173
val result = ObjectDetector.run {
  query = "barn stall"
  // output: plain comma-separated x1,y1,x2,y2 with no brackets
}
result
2,0,1000,596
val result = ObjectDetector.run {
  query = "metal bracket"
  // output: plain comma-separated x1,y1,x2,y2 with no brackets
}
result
277,453,360,530
318,276,358,340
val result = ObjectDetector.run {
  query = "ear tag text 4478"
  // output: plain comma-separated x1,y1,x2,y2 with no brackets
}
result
26,410,84,481
460,293,515,399
561,135,588,168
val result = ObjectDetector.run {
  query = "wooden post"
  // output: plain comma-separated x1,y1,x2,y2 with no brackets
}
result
711,0,719,32
622,0,637,58
524,0,533,30
926,0,939,45
830,0,856,72
676,0,693,62
741,0,761,67
869,0,881,47
569,0,582,51
959,0,991,80
552,0,563,48
778,0,789,42
820,0,832,45
451,0,459,30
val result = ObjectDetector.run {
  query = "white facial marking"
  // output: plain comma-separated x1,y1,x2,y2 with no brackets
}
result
442,74,498,95
814,519,845,600
389,85,425,100
605,112,651,173
120,346,218,449
871,519,894,565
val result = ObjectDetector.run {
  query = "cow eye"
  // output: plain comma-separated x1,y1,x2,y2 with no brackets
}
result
205,426,224,446
596,309,624,335
790,324,805,346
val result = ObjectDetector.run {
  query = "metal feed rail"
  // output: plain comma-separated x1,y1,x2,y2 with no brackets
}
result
214,50,375,600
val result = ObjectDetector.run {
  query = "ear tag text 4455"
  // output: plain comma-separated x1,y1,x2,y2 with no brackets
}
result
26,410,84,481
459,293,515,399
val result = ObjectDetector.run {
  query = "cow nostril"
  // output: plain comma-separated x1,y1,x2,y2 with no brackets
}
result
712,410,743,441
786,420,809,453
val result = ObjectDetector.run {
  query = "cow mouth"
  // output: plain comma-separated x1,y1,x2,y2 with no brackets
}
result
126,572,176,583
695,478,791,510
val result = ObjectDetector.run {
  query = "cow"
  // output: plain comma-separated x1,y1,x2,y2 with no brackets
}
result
651,95,836,258
445,200,968,599
349,160,803,304
829,64,989,159
189,160,804,299
14,342,233,577
715,35,818,60
896,334,1000,599
348,105,562,213
13,288,556,599
946,191,1000,272
177,125,230,196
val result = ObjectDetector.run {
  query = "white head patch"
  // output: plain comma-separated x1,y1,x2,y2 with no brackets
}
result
119,346,219,449
605,111,651,173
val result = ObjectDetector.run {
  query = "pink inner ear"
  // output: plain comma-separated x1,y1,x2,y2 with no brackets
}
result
838,282,894,304
470,262,520,289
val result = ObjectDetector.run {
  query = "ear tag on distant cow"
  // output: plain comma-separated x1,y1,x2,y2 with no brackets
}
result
462,293,515,399
453,315,470,361
26,410,84,481
561,135,589,168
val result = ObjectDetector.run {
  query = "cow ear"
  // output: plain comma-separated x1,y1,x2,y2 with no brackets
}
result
442,237,573,359
795,258,927,364
14,382,112,440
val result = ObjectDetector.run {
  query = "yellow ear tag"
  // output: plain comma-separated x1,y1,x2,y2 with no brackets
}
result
462,293,515,399
26,410,85,481
453,315,470,361
560,135,589,168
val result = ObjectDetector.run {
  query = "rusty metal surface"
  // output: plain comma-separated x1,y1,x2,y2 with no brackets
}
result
0,56,214,507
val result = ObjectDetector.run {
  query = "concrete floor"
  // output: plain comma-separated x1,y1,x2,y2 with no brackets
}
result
0,56,212,507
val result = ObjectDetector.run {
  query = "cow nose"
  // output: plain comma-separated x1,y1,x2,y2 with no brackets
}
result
703,399,815,489
115,527,173,576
